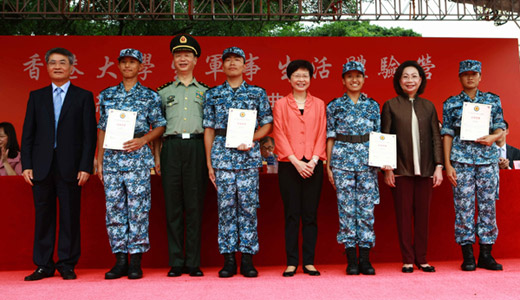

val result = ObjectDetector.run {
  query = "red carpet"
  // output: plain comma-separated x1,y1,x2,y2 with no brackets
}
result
3,259,520,300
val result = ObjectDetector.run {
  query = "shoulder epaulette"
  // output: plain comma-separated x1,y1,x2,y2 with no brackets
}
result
198,81,211,89
157,81,174,91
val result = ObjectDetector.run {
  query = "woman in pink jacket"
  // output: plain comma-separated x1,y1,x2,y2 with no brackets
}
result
272,60,327,277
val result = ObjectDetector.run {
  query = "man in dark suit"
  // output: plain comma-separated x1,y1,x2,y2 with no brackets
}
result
21,47,97,281
496,120,520,169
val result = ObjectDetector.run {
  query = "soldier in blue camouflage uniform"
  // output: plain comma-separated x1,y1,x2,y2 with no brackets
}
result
97,49,166,279
442,60,505,271
326,61,380,276
203,47,273,278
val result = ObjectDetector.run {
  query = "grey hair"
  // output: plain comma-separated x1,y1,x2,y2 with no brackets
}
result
45,47,75,65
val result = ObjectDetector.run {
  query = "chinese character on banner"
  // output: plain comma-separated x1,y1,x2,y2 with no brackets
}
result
205,54,223,81
313,57,331,79
346,55,367,67
378,55,400,79
170,60,178,81
278,55,291,80
268,92,283,108
417,54,436,79
96,56,117,79
346,55,368,77
70,55,85,80
23,53,44,80
139,53,155,81
244,53,261,81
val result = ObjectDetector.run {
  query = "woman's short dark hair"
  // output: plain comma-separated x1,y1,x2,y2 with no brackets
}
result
286,60,314,79
0,122,20,159
393,60,427,98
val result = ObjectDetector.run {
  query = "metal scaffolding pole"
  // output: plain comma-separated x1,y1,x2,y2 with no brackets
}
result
1,0,518,24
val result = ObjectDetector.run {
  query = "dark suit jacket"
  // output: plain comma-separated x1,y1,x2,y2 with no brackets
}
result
381,95,444,177
21,84,97,182
506,144,520,169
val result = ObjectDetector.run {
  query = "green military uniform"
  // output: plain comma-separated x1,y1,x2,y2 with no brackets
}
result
158,78,209,270
158,34,209,275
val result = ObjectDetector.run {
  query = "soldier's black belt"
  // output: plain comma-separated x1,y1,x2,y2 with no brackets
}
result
215,129,227,136
165,133,204,140
134,132,146,138
336,134,369,143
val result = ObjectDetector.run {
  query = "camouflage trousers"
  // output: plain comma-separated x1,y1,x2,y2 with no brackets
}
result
332,168,379,248
103,168,151,254
452,162,499,245
215,168,259,254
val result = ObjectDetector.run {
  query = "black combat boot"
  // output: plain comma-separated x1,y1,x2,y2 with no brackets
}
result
477,244,503,271
461,244,476,271
218,253,237,278
105,253,129,279
346,247,360,275
128,253,143,279
240,253,258,277
358,247,375,275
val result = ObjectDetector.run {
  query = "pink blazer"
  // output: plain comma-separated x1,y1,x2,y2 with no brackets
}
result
272,92,327,162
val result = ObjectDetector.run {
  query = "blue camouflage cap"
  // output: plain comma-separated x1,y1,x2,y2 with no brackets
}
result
459,59,481,74
118,48,143,63
342,61,365,76
222,47,246,61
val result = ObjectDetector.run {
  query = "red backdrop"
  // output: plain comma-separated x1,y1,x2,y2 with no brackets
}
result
1,36,519,144
1,171,520,270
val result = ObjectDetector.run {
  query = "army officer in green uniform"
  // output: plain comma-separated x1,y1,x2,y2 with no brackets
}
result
156,34,209,277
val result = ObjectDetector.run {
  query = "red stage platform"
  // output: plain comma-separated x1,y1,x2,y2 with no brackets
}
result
1,170,519,270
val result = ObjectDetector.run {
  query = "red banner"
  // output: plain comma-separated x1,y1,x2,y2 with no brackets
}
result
1,36,519,144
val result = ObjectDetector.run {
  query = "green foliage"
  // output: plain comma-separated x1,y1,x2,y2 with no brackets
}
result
273,21,420,37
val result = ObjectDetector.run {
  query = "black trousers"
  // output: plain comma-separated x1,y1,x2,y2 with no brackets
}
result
392,176,433,264
31,152,82,272
161,138,207,268
278,160,323,267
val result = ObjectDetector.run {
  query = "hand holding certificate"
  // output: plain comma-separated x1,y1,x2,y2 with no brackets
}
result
103,109,137,150
368,132,397,169
225,108,257,148
460,102,491,141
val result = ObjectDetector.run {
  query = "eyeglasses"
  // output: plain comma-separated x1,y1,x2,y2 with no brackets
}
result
261,145,274,151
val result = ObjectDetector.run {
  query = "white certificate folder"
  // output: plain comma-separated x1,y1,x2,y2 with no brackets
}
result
460,102,491,141
368,132,397,169
225,108,257,148
103,109,137,150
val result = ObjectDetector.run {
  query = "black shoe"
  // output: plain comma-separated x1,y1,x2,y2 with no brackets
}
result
461,244,477,271
415,263,436,272
128,253,143,279
240,253,258,278
59,269,77,280
24,268,54,281
188,267,204,277
282,266,297,277
477,244,503,271
167,267,183,277
105,253,129,279
302,265,321,276
358,247,375,275
218,253,237,278
402,266,414,273
345,247,359,275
